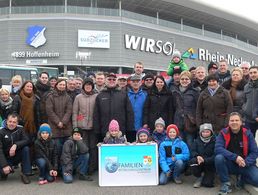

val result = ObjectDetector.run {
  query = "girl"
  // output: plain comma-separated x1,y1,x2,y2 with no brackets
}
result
102,119,126,144
136,128,152,143
152,117,166,147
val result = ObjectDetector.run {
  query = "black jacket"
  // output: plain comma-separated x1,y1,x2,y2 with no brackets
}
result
34,138,58,171
93,87,134,136
0,126,30,167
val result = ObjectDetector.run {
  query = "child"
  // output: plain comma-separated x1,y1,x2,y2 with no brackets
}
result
61,127,92,184
0,88,13,122
190,123,215,188
136,128,152,143
152,117,166,146
159,124,190,185
167,50,189,76
34,123,58,185
102,119,126,144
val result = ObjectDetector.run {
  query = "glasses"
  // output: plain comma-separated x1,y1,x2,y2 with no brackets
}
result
180,78,190,81
145,79,153,81
107,78,116,81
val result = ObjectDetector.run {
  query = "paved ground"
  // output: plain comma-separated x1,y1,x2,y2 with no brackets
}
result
0,170,249,195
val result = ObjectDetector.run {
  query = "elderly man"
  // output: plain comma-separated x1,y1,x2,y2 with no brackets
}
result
215,112,258,195
192,66,208,92
240,61,251,82
0,114,31,184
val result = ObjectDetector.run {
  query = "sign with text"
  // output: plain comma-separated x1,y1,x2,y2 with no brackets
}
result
98,143,158,186
78,30,110,48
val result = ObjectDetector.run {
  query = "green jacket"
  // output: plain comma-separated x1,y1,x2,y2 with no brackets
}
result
167,59,189,76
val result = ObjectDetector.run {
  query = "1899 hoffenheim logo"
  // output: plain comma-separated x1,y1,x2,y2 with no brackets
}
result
26,25,46,48
105,157,119,173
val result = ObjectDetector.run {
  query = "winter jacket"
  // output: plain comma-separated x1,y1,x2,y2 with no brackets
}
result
46,90,73,138
159,137,190,173
0,98,13,120
242,80,258,123
128,88,147,131
103,131,126,144
172,85,199,132
196,86,233,134
72,90,97,130
0,126,30,167
61,137,89,174
215,127,258,167
216,70,231,84
34,138,58,171
190,136,216,165
152,131,166,147
143,88,173,132
192,79,208,92
93,87,134,137
167,60,189,76
222,78,247,115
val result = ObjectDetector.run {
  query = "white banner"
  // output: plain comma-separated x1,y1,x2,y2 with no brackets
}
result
78,30,110,48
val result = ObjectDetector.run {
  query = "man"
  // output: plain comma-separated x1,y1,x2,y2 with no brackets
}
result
67,78,77,102
207,61,218,75
142,73,155,94
192,66,208,92
117,75,128,91
167,66,182,92
35,71,51,123
216,59,231,84
95,72,105,93
93,73,134,141
242,66,258,136
189,67,196,80
240,61,251,82
127,75,147,142
0,114,31,184
131,62,145,79
74,77,83,94
215,112,258,195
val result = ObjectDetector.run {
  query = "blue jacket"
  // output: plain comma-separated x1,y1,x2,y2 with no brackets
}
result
159,137,190,173
215,127,258,167
152,131,166,147
128,88,147,131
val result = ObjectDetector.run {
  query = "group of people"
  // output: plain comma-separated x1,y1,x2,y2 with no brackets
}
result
0,50,257,195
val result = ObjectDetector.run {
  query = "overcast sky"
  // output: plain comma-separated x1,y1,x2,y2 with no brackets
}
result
192,0,258,23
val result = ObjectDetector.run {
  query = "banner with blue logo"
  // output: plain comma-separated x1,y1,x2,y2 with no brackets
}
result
98,143,158,186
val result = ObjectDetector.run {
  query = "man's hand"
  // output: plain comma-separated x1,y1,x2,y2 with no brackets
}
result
236,156,246,167
2,166,12,175
197,156,204,165
9,144,17,157
57,122,63,128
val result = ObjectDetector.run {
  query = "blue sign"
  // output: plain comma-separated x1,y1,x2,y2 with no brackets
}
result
26,25,46,48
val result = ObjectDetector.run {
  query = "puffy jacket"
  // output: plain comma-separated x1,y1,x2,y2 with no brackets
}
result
159,137,190,173
215,127,258,167
93,87,134,137
72,90,97,130
216,70,231,84
34,138,58,171
0,126,30,167
152,131,166,147
61,137,89,174
128,88,147,131
0,98,13,120
167,59,189,76
103,131,126,144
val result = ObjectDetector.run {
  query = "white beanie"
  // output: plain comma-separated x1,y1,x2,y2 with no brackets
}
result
172,50,181,60
155,117,165,127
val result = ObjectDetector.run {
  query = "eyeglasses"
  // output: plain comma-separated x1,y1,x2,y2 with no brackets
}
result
107,78,116,81
145,79,153,81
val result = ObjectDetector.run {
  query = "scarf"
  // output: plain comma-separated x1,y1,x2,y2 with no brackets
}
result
229,80,240,102
19,90,36,134
208,85,219,96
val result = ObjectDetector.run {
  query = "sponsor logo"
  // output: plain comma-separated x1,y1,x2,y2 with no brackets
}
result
182,48,198,59
105,157,119,173
26,25,47,48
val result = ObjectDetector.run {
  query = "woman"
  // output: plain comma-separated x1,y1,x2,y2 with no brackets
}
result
72,77,98,174
12,80,40,140
10,75,23,98
46,79,72,159
172,71,199,148
143,75,173,133
222,67,247,114
0,88,13,125
196,74,233,135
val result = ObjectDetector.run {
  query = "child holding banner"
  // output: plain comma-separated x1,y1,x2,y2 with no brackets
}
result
159,124,190,185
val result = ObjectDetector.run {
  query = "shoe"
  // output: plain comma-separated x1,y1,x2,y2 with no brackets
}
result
218,182,232,195
0,174,8,181
38,178,48,185
20,173,31,184
193,177,203,188
174,177,182,184
235,175,244,190
79,174,93,181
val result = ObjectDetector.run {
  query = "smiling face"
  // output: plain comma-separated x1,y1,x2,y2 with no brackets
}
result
155,124,164,133
23,82,33,94
155,78,165,91
168,128,177,139
180,75,191,87
106,76,117,88
39,73,49,85
0,91,10,102
249,67,258,81
229,114,242,133
208,79,218,90
231,70,242,82
40,132,50,140
139,133,148,143
83,83,93,93
56,80,66,91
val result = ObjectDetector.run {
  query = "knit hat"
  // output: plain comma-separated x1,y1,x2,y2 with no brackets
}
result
143,73,155,81
72,127,82,136
39,123,51,134
108,119,120,132
136,128,150,139
171,50,181,60
199,123,214,143
155,117,165,127
166,124,179,137
208,61,218,71
82,77,94,89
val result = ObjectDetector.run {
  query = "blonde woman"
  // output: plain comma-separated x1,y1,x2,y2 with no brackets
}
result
0,88,13,124
10,75,23,98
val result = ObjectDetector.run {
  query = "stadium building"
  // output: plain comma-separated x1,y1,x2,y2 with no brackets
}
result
0,0,258,75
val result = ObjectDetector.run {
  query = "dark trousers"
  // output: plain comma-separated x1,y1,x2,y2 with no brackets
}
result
81,130,98,174
191,162,215,187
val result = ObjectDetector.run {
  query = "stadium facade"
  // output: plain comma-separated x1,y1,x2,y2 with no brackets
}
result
0,0,258,75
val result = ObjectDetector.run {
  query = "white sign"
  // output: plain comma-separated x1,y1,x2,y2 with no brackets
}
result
78,30,110,48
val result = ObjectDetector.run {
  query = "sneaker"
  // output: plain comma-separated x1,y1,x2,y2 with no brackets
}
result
218,182,232,195
38,178,48,185
20,173,31,184
193,177,203,188
79,174,93,181
174,177,182,184
235,175,244,190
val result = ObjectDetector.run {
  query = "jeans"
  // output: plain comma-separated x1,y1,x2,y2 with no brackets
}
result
62,153,89,183
159,160,185,185
180,130,196,150
35,158,54,182
215,154,258,187
53,137,69,172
